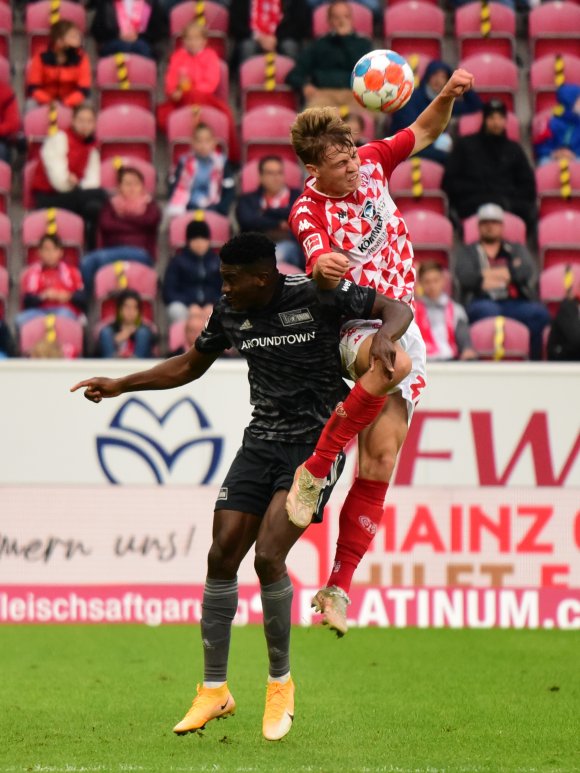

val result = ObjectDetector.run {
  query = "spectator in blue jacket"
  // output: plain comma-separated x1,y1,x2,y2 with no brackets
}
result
390,59,482,165
163,220,222,322
535,84,580,165
236,155,303,267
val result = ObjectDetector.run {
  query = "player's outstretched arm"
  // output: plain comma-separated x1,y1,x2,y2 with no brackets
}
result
409,68,474,155
70,348,220,403
368,295,414,378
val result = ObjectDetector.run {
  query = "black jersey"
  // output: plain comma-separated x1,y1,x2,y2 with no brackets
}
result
196,274,376,442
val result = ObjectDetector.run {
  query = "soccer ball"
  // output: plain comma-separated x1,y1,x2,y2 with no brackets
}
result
351,49,414,114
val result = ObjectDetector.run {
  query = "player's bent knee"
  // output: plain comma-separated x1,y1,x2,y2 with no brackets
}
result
358,446,398,482
254,547,285,585
207,539,241,580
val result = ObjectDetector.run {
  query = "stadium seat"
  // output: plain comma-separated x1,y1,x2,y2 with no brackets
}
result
0,211,9,267
240,54,297,113
167,104,229,168
459,54,518,112
94,262,158,322
389,158,447,216
100,157,157,196
0,54,9,83
169,211,231,250
25,0,87,58
97,106,156,163
458,109,521,141
455,2,515,60
23,159,38,210
539,263,580,316
313,2,373,37
169,319,187,353
19,314,84,358
241,106,297,164
531,107,555,146
404,210,453,267
170,0,228,59
530,54,580,114
0,264,7,318
470,317,530,360
0,159,11,214
384,2,445,61
22,209,84,267
0,3,11,59
538,209,580,268
96,54,157,112
536,160,580,218
406,53,431,87
24,103,73,162
240,158,304,193
529,2,580,60
463,211,526,245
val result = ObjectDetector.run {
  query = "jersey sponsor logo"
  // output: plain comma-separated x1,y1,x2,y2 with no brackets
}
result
362,200,375,220
358,515,377,536
278,308,314,327
295,205,313,216
239,331,316,350
341,280,352,292
217,486,228,500
303,232,323,258
239,319,253,330
297,219,314,234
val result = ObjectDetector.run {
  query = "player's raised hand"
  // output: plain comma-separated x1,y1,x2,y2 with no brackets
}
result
441,69,474,99
70,377,122,403
316,252,350,280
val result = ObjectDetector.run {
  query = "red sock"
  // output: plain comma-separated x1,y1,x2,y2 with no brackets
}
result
304,382,386,480
327,477,389,594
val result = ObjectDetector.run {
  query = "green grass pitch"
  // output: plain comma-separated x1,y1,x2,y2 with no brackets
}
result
1,625,579,773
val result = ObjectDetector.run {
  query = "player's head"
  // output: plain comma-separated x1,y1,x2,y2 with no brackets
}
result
219,233,278,311
291,107,360,196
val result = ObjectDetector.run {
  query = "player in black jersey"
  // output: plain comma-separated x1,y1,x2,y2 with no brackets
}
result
71,233,413,742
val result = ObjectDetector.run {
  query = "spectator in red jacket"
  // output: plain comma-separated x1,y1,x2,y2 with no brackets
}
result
81,166,161,294
26,21,91,110
17,234,86,328
0,82,21,163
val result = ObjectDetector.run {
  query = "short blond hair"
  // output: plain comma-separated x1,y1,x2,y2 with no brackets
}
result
290,107,354,167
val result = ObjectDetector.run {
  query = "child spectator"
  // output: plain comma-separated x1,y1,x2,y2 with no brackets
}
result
163,220,222,322
91,0,168,60
0,82,21,163
97,289,155,358
26,21,91,110
535,84,580,166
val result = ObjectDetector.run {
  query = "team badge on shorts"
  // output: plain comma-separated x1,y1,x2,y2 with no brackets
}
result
217,487,228,501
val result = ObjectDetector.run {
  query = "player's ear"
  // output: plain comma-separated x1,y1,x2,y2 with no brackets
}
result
305,163,319,179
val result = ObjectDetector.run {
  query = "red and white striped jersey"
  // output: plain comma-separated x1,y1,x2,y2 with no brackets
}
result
289,127,416,303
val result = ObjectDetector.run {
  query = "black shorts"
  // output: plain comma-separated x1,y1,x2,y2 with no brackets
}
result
214,430,345,523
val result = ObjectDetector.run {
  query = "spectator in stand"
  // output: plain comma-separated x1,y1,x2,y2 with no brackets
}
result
390,60,482,165
16,234,86,328
157,22,240,163
236,155,303,267
163,220,222,322
305,0,383,19
229,0,311,64
414,261,476,361
80,166,161,295
0,319,15,358
343,111,367,147
285,0,372,112
90,0,168,60
535,84,580,166
26,21,91,111
454,203,551,360
167,303,213,357
97,289,154,358
0,81,21,163
443,99,537,233
165,123,235,220
31,104,108,249
547,286,580,361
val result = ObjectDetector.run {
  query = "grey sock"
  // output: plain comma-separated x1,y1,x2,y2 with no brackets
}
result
201,577,239,683
261,575,293,679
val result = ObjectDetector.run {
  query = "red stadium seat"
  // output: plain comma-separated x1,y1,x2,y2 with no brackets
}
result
536,160,580,218
389,158,447,216
529,2,580,60
19,314,83,358
169,211,231,251
100,157,157,196
240,54,297,113
455,2,515,60
241,106,296,164
94,262,158,322
313,2,373,37
0,263,7,318
170,0,228,59
538,209,580,268
0,4,12,59
23,159,38,210
22,209,84,267
25,0,87,58
470,317,530,360
97,106,156,163
530,54,580,113
404,210,453,267
167,104,229,168
459,54,518,112
462,211,526,244
24,103,73,161
0,211,9,267
384,2,445,61
169,319,187,353
0,54,9,83
96,54,157,112
539,263,580,316
458,109,521,141
240,158,304,193
0,159,11,214
531,107,555,145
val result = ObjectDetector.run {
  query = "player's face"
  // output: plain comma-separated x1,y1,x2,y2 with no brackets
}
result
220,265,266,311
309,144,361,197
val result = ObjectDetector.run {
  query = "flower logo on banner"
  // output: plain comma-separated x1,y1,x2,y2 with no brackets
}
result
96,397,223,485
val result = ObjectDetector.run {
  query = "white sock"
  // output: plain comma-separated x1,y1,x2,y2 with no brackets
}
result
268,671,290,684
203,680,226,689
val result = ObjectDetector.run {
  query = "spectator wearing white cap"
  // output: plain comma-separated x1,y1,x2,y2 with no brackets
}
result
454,203,551,360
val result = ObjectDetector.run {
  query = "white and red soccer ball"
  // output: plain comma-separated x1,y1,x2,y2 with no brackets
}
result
351,49,414,114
